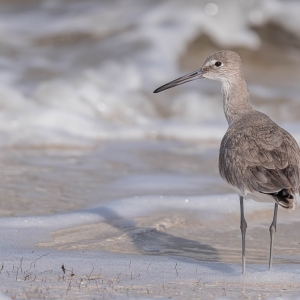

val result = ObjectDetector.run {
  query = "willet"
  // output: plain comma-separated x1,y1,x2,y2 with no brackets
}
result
153,50,300,274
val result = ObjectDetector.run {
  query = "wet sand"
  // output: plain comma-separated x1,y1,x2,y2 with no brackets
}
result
0,141,299,299
0,140,229,217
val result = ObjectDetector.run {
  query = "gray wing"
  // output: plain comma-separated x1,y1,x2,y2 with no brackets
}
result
219,123,300,195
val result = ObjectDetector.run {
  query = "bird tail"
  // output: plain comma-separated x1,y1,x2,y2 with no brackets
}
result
268,189,296,209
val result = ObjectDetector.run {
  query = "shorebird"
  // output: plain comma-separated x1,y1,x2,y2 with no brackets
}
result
153,50,300,275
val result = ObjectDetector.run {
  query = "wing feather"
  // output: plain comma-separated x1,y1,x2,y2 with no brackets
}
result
219,113,300,196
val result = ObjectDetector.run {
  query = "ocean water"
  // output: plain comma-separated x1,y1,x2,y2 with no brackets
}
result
0,0,300,299
0,0,300,146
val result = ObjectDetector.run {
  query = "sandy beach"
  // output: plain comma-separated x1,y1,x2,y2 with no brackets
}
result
0,142,299,299
1,0,300,299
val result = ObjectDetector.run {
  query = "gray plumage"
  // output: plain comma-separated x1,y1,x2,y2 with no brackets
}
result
214,51,300,209
154,50,300,274
219,110,300,209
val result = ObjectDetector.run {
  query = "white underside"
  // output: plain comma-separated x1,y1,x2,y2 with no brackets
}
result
230,186,297,209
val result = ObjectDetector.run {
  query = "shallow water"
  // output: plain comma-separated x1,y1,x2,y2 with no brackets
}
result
0,141,300,299
0,140,228,217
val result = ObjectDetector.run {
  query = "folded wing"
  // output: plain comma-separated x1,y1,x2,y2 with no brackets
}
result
219,120,300,208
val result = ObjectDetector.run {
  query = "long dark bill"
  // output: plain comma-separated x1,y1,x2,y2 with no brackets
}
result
153,68,204,93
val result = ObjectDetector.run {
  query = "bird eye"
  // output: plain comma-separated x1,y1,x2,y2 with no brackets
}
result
215,61,222,67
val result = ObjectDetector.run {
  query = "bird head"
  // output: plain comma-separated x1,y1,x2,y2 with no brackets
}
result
153,50,243,93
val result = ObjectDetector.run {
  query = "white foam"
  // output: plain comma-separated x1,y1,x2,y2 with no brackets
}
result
0,0,299,146
0,192,299,298
0,194,275,231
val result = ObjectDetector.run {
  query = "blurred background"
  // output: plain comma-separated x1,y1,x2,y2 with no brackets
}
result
0,0,300,147
2,4,300,294
1,0,300,217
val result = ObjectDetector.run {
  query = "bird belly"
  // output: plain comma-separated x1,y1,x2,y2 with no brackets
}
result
230,184,298,210
229,185,276,204
244,191,276,204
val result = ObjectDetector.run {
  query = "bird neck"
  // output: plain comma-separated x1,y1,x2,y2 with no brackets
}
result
221,75,252,126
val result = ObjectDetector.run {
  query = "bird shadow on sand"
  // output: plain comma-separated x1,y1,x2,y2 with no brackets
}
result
85,206,236,274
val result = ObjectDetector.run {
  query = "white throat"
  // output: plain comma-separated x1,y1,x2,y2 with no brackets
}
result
220,77,251,126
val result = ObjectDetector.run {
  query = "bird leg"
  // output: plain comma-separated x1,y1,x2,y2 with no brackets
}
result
269,203,278,270
239,196,247,275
